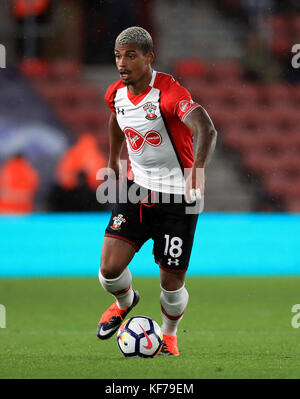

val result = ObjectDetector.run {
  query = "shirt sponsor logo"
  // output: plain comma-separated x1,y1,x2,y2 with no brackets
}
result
124,127,162,152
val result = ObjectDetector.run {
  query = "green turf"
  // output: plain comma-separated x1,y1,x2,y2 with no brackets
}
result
0,276,300,379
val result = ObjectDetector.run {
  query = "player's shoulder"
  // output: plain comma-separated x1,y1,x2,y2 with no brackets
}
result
104,79,125,113
105,79,125,99
154,71,189,95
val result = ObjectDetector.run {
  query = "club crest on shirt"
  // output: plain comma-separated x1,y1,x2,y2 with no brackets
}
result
179,99,193,113
143,102,157,120
111,214,126,230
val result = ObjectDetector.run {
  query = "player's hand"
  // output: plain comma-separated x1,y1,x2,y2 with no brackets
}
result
185,166,205,203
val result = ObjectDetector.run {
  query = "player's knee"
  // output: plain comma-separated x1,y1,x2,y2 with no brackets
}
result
99,262,121,279
160,269,186,291
99,266,132,294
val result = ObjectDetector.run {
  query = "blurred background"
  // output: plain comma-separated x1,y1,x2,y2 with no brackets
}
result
0,0,299,277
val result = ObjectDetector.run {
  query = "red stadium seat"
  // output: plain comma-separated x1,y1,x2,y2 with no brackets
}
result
285,199,300,213
48,60,81,81
56,105,81,129
267,15,289,35
271,33,292,58
34,81,69,106
271,107,300,130
242,149,300,177
186,83,215,105
56,104,108,132
279,153,300,175
291,15,300,36
206,60,244,82
260,84,294,106
262,173,288,199
173,59,207,80
179,78,209,92
221,127,245,152
237,107,274,131
285,129,300,152
209,107,243,130
238,83,260,105
222,128,297,156
222,128,263,153
19,58,50,79
257,132,297,154
35,81,102,108
242,151,281,176
290,86,300,106
264,174,300,201
73,84,101,105
210,82,242,106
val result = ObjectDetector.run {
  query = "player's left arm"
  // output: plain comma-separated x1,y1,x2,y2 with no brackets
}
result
183,105,217,201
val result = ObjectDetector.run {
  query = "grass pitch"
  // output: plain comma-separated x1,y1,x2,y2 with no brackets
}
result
0,276,300,379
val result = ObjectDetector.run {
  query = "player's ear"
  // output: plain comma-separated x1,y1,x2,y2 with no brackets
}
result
147,51,154,64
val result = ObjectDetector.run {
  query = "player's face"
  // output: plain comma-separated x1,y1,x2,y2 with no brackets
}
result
114,43,153,87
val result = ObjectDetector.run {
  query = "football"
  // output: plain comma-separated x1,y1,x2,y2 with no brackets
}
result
117,316,163,358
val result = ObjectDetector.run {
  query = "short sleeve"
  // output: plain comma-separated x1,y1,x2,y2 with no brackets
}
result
104,85,116,115
164,80,200,122
176,98,201,122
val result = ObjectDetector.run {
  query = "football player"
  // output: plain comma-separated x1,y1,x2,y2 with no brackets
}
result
97,26,217,355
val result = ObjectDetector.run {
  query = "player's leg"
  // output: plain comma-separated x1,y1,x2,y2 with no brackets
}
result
98,179,151,339
153,200,199,355
100,236,136,307
159,269,189,356
97,237,140,340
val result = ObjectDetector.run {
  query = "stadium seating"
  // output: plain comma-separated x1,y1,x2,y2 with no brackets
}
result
48,60,81,82
263,174,300,203
34,81,101,108
173,59,207,80
205,60,244,83
56,105,109,134
17,52,300,213
267,14,300,60
21,59,109,149
260,84,294,106
174,54,300,212
19,58,50,79
285,198,300,213
16,58,113,212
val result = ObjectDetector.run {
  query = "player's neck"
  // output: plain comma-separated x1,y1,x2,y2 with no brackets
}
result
127,68,153,96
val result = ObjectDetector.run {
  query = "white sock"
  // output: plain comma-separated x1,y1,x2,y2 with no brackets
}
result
160,285,189,336
98,267,134,309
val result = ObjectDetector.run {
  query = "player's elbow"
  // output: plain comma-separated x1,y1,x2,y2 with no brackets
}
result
195,123,217,143
209,126,218,143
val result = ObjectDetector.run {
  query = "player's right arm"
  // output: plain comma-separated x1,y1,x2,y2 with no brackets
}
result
108,113,125,179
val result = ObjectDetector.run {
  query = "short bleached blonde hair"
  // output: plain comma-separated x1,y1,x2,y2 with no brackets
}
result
115,26,153,54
